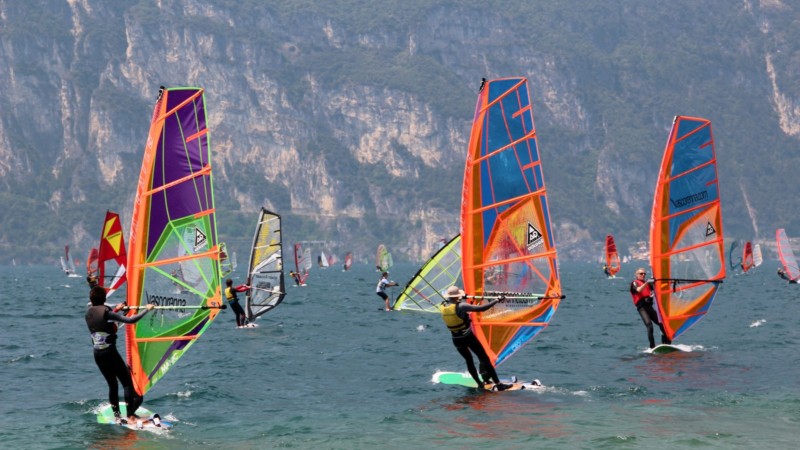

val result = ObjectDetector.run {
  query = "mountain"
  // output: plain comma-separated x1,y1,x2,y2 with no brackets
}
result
1,0,799,266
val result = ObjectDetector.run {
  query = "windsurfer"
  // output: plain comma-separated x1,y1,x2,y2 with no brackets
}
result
603,264,611,278
289,271,302,286
440,286,510,391
225,278,249,327
87,275,98,289
776,268,797,283
85,286,154,423
629,268,670,348
376,271,398,311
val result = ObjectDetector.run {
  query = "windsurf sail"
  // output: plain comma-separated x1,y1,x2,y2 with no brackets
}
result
650,115,725,341
87,248,99,277
294,243,311,284
776,229,800,280
741,241,754,273
219,242,236,276
98,210,127,297
392,234,461,312
318,251,329,268
376,244,392,271
245,208,285,321
753,243,763,268
605,235,621,277
461,77,563,366
728,241,741,270
125,86,224,396
343,251,353,271
63,245,79,275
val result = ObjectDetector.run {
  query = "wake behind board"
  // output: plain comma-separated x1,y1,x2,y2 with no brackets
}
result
432,371,542,391
96,403,172,431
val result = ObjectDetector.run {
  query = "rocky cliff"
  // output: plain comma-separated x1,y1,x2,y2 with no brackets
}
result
1,0,800,265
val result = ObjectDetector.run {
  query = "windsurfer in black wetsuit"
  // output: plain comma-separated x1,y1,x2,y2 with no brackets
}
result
777,268,797,283
629,268,670,348
440,286,510,391
85,286,154,423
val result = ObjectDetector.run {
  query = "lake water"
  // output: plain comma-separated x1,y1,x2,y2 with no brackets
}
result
1,261,798,449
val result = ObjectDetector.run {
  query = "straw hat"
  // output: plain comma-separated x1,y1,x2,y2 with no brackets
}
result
445,286,466,300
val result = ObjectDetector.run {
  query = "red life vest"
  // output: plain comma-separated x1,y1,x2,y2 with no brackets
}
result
630,279,653,306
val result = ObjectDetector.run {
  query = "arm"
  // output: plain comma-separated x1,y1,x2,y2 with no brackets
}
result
458,300,499,313
107,305,153,324
234,284,249,292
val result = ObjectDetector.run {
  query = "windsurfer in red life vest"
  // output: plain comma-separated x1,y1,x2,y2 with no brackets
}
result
629,268,670,348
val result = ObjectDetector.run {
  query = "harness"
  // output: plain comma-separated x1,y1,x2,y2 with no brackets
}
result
630,279,653,307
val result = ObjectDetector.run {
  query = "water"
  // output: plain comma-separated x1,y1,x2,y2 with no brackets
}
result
1,262,798,449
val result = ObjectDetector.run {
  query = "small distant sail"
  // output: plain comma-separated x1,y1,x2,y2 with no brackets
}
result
376,244,392,271
650,115,725,342
86,248,99,277
294,243,311,284
393,235,461,312
753,243,763,268
605,235,621,277
98,210,127,297
462,77,563,366
318,251,330,268
245,208,285,321
776,229,800,280
125,87,224,396
343,252,353,271
741,241,754,273
728,241,742,270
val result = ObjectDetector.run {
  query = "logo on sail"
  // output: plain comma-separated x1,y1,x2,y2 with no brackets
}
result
670,190,708,208
705,222,716,237
194,227,207,251
527,223,543,251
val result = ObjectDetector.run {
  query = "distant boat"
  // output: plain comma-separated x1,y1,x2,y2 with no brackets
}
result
650,115,725,342
604,235,621,278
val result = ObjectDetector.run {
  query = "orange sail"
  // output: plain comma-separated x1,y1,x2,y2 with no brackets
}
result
650,116,725,341
462,77,563,366
605,235,621,277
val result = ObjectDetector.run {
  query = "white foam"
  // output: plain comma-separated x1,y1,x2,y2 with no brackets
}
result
749,319,766,328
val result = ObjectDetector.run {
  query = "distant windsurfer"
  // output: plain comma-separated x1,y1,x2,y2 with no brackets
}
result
777,268,797,283
441,286,510,391
289,271,302,286
87,275,98,289
602,264,611,278
225,278,249,327
85,285,154,423
376,271,398,311
629,268,670,348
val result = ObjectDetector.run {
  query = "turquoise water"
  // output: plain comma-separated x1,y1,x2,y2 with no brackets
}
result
1,262,798,449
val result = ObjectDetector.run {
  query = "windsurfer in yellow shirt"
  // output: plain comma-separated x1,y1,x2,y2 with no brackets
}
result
441,286,510,391
224,278,249,327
